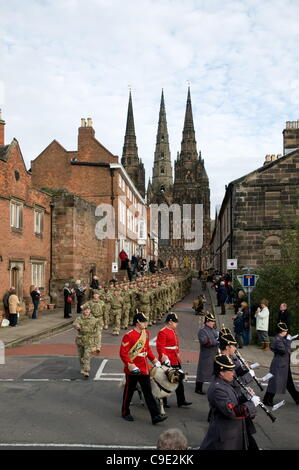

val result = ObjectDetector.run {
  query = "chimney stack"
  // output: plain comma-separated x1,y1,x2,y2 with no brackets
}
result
0,109,5,146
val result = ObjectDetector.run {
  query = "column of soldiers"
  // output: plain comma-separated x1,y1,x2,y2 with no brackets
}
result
73,272,192,375
87,272,192,337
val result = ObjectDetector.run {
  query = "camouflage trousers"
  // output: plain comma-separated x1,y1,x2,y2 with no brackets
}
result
103,307,111,328
76,344,93,373
121,304,130,329
111,308,122,334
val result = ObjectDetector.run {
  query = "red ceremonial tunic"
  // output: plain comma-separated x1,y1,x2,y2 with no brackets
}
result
120,328,156,375
156,326,180,366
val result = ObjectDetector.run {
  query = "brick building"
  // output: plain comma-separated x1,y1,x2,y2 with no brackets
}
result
210,121,299,272
31,118,152,305
0,112,52,317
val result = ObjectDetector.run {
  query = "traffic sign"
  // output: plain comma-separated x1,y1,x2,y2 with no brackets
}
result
112,262,118,273
237,274,259,288
227,259,238,270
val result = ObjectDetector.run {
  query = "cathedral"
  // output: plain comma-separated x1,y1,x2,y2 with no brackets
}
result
121,88,211,271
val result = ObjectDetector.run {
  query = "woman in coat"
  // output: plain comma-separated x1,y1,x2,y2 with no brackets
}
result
8,289,20,327
263,322,299,406
255,299,270,350
63,283,73,318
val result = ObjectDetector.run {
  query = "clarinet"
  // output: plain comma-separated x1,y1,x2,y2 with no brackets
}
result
234,376,276,423
235,350,264,392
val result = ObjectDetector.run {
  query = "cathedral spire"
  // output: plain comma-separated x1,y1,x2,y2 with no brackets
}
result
121,91,145,197
125,91,135,137
150,90,173,199
179,86,198,162
183,86,195,133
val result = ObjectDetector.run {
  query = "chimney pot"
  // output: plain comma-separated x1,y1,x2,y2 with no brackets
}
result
0,109,5,146
87,118,92,127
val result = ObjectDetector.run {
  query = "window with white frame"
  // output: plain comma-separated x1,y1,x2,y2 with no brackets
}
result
34,209,44,235
10,200,23,229
119,199,126,225
31,262,45,288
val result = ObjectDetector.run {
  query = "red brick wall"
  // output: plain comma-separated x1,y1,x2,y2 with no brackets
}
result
0,140,51,316
50,192,109,306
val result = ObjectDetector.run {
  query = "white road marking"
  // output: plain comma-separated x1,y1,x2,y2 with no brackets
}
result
94,359,109,381
23,379,49,382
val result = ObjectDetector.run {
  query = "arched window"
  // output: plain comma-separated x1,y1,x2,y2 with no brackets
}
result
161,167,165,174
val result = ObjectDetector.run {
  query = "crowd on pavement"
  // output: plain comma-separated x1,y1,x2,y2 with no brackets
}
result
2,266,299,450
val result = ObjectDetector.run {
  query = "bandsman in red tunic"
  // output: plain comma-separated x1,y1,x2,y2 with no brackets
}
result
120,312,168,425
156,313,192,408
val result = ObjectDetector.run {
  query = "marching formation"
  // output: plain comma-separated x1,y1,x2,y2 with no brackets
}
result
73,272,192,377
72,273,299,450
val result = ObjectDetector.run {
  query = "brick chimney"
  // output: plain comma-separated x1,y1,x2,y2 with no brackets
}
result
0,109,5,146
78,117,95,151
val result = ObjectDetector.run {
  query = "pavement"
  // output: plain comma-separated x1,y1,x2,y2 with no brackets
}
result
1,280,298,377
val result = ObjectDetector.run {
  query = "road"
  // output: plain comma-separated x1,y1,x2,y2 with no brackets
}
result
0,282,298,451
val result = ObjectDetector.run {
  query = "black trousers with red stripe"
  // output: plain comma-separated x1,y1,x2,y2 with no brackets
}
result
122,374,160,419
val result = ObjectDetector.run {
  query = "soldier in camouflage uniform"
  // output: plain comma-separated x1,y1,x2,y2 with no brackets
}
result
121,284,131,329
101,285,112,330
81,292,105,353
138,286,152,326
73,307,98,377
110,289,124,335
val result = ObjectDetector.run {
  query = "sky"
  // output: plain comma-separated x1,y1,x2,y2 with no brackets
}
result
1,0,299,215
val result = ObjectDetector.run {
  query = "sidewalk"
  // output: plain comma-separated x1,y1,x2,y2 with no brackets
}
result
0,307,73,349
206,282,299,375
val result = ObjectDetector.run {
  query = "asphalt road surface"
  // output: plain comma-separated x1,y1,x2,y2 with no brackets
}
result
0,285,298,451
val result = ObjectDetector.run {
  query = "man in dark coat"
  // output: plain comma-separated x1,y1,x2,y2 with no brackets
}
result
195,311,219,395
277,303,291,332
200,354,259,450
263,322,299,406
217,281,228,315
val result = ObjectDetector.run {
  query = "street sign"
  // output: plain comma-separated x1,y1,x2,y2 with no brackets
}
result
237,274,259,288
112,262,118,273
227,259,238,270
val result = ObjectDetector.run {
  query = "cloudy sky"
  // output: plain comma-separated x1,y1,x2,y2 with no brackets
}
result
1,0,299,214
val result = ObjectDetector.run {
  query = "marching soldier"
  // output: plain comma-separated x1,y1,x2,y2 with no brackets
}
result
101,285,112,330
200,354,259,450
81,292,105,353
138,287,152,326
219,332,256,385
73,306,98,377
156,313,192,408
110,289,124,336
120,312,168,425
121,284,131,330
195,311,219,395
263,322,299,406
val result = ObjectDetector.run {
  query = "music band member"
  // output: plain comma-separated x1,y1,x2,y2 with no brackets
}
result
195,311,219,395
156,313,192,408
200,354,259,450
119,312,168,425
263,322,299,406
